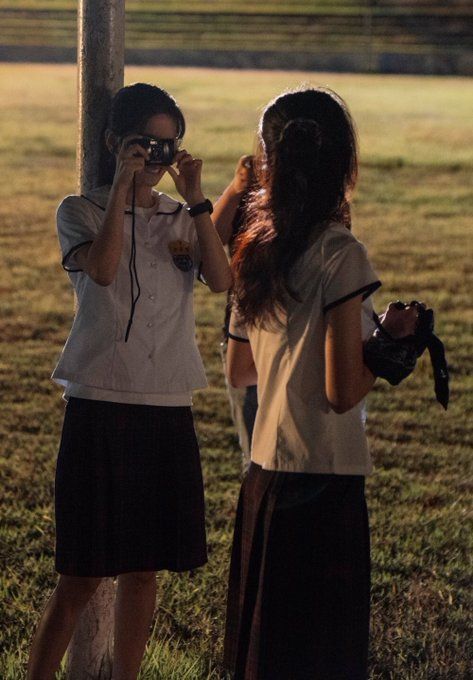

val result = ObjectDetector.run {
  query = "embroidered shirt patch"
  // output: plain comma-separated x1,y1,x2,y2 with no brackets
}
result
168,239,194,272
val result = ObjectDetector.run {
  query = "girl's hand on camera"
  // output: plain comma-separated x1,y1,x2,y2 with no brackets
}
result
232,155,255,195
112,136,149,191
166,150,205,206
380,301,425,338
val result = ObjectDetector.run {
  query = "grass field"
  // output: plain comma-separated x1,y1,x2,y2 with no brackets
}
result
0,64,472,679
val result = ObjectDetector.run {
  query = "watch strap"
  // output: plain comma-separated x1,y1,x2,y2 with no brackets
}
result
188,199,213,217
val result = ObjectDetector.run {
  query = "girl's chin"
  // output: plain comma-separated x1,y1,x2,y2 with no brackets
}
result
139,166,165,185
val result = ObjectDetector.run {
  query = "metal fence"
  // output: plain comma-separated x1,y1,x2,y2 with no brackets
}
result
0,1,472,74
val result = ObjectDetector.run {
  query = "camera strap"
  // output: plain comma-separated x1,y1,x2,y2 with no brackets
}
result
124,174,141,342
427,334,449,410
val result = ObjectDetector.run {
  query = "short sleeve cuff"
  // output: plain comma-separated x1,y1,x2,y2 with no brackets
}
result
62,240,93,272
322,237,381,313
228,308,249,342
227,331,250,343
57,195,98,271
323,280,381,313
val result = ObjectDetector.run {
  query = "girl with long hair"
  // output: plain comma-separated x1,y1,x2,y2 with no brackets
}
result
27,82,231,679
224,87,419,679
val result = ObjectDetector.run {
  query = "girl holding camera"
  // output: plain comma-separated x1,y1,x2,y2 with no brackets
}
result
27,83,231,679
224,87,419,679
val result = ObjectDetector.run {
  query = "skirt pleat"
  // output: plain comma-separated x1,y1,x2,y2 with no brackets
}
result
55,397,207,577
224,462,370,680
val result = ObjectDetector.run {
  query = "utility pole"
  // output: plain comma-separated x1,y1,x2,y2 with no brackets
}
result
67,1,125,677
77,0,125,192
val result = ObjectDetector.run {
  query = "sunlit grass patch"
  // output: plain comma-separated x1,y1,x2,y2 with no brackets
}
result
0,64,472,679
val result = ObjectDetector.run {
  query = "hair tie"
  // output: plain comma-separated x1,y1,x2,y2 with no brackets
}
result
278,118,323,146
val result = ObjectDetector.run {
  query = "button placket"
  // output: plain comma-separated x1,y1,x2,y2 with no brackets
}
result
144,223,152,249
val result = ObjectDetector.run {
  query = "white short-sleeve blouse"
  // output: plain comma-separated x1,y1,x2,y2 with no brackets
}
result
229,222,381,475
51,185,208,400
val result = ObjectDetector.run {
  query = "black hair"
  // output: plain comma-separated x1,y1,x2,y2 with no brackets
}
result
104,82,186,183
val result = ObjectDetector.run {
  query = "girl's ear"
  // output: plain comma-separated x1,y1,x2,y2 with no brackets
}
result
105,129,119,154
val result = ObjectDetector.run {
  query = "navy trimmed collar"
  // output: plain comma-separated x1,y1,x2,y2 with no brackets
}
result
81,185,183,216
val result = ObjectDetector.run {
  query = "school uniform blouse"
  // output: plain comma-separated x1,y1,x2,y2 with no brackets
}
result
229,222,381,475
52,185,208,403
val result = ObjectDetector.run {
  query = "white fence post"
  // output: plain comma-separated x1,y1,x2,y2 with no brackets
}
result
67,1,125,677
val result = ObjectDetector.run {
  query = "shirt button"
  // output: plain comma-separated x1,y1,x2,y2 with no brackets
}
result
148,294,155,301
150,261,157,268
147,321,153,328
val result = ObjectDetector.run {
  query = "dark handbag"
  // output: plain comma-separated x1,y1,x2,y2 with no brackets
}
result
363,301,449,409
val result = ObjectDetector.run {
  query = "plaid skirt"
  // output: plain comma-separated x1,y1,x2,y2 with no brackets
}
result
55,397,207,577
224,462,370,680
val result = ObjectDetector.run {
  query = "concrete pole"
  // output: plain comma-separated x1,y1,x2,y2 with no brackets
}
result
67,1,125,678
77,0,125,192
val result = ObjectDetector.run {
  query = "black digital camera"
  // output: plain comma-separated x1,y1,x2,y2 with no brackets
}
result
128,136,177,166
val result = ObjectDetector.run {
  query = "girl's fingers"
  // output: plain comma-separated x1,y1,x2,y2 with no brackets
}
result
383,305,419,337
122,144,148,160
173,149,189,164
237,154,253,171
178,158,203,173
166,165,179,181
175,150,203,172
176,156,195,171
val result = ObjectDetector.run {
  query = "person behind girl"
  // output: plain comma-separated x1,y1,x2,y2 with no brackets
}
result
223,87,420,679
213,155,258,472
27,82,231,679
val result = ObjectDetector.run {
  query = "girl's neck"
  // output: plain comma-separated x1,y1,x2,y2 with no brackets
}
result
126,184,156,208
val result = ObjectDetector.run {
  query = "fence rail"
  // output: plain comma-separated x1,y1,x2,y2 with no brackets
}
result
0,5,471,75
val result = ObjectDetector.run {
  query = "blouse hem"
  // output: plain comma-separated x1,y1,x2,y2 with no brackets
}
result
256,461,373,476
51,373,208,394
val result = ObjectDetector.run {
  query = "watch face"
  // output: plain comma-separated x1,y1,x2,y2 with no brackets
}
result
189,199,213,217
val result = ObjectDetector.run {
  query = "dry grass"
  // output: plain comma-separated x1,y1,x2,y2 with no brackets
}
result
0,64,472,678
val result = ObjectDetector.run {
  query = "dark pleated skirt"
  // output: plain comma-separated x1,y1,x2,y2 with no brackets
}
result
55,397,207,577
224,462,370,680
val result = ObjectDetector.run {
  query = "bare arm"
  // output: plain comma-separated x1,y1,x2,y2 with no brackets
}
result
212,183,245,245
74,139,147,286
193,208,233,292
325,295,375,413
167,150,232,293
325,297,420,413
212,155,254,245
226,338,257,388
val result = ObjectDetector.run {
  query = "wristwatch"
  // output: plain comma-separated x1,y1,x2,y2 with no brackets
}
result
187,199,213,217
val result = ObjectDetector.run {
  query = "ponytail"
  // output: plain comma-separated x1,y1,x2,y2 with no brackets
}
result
232,87,358,327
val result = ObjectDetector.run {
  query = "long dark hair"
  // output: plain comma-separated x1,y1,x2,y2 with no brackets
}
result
103,82,186,183
232,87,358,327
